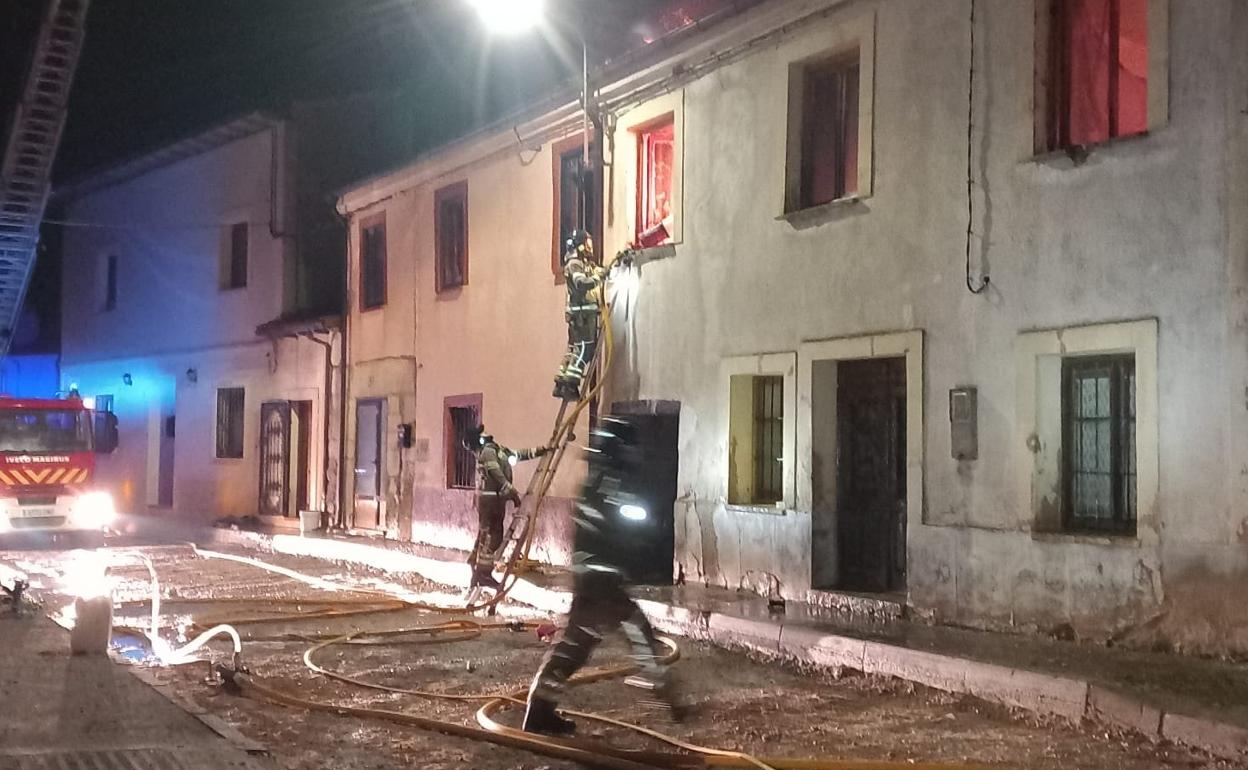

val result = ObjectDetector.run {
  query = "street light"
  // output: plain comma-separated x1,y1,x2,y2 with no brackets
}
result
466,0,545,36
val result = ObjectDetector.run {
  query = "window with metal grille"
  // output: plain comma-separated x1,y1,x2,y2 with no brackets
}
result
445,394,481,490
636,117,674,244
554,143,597,274
752,375,784,504
360,213,387,310
215,387,245,459
1062,355,1136,534
788,52,859,212
221,222,247,290
1044,0,1148,150
102,255,117,311
435,182,468,292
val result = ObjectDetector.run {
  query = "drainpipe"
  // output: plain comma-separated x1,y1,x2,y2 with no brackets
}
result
304,330,336,518
333,200,352,531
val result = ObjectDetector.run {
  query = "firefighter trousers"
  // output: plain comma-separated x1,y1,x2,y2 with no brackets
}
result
527,570,668,704
468,496,506,584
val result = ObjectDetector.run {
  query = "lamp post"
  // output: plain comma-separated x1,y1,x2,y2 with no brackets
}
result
464,0,597,235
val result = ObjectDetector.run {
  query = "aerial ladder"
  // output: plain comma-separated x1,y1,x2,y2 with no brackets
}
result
0,0,90,357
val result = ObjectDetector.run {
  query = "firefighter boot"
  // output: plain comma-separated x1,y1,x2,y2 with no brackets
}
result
521,697,576,736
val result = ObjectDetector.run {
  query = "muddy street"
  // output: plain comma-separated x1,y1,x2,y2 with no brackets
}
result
1,541,1236,770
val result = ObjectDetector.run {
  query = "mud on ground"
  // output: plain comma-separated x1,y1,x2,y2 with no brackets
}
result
3,543,1239,770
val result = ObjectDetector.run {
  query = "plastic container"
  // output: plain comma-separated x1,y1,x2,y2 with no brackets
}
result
299,509,321,535
69,594,113,655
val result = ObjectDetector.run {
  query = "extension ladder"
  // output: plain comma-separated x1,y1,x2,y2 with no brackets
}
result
0,0,90,356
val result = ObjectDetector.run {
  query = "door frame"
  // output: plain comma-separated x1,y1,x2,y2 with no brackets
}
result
353,398,386,530
798,331,924,593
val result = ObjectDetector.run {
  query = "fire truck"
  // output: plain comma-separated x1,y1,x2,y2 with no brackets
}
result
0,395,118,536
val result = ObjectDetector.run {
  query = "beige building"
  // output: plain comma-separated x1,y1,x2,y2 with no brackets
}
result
338,103,596,561
340,0,1248,655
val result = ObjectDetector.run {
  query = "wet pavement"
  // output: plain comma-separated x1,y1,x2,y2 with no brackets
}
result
0,538,1240,770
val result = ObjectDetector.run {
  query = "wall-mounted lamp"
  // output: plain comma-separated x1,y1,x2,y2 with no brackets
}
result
122,373,133,386
186,367,198,384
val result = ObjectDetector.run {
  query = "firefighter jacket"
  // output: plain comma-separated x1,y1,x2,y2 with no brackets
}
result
564,256,604,319
570,450,649,581
476,441,547,500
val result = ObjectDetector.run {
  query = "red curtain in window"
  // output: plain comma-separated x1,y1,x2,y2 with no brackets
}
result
1066,0,1148,146
638,121,675,238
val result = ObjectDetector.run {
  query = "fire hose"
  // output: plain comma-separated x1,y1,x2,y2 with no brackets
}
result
113,546,1002,770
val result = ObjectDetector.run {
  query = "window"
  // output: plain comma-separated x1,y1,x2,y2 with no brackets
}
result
215,387,245,459
1043,0,1149,150
728,369,790,507
221,223,248,290
787,52,859,212
102,255,117,312
444,394,482,490
1062,355,1136,534
360,213,387,310
752,376,784,504
435,182,468,292
636,117,674,245
91,394,114,441
554,141,596,274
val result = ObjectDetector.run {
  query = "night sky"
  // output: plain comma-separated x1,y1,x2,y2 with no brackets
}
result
0,0,732,352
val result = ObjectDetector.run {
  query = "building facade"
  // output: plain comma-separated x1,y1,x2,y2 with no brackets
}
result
57,115,343,525
347,0,1247,655
339,103,595,560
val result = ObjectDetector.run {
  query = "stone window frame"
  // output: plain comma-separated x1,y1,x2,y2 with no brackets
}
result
1015,319,1158,544
614,91,685,249
780,9,877,219
795,330,925,528
722,352,797,512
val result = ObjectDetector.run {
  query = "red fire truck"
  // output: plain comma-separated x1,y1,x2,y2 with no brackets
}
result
0,395,118,536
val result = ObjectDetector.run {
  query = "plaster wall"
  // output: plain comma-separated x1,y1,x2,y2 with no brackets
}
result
344,132,589,561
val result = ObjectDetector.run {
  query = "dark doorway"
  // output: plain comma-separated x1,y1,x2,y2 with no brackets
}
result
611,406,679,585
353,399,385,530
157,413,175,508
259,402,291,517
291,401,312,515
835,357,907,593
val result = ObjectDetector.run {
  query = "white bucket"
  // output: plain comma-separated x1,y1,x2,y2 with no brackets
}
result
299,510,322,535
69,595,113,655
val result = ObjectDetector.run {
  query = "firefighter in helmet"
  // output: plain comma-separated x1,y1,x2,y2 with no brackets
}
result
553,230,606,401
465,425,551,589
522,415,687,735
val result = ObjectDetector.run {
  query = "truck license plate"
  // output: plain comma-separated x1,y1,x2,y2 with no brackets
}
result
18,507,55,518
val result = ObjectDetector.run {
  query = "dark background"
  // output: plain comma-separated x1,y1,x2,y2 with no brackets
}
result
0,0,738,352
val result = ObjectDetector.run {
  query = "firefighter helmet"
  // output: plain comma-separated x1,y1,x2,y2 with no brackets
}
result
463,424,490,451
563,229,594,264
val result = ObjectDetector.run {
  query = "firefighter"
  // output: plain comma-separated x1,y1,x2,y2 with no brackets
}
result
465,424,551,589
553,230,606,402
522,415,686,735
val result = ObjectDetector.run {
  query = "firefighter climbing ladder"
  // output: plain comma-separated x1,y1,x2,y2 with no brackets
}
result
0,0,90,357
463,262,619,610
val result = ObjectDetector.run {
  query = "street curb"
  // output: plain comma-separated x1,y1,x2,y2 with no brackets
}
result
151,522,1248,762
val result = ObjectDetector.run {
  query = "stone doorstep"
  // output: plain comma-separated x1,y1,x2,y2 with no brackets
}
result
188,525,1247,761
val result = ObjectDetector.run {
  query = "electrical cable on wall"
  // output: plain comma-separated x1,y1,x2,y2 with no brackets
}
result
965,0,990,295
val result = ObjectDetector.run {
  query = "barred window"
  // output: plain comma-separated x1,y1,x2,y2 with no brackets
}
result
752,376,784,504
1063,355,1135,533
215,387,245,459
445,395,481,490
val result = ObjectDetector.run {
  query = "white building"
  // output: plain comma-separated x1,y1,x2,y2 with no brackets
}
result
56,114,343,526
335,0,1248,656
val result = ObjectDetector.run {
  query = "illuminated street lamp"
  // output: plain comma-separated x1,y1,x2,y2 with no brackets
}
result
465,0,546,36
465,0,595,227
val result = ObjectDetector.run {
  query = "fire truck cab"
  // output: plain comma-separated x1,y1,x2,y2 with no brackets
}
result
0,395,119,536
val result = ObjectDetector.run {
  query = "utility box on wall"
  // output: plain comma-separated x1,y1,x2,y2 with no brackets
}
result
950,387,978,460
